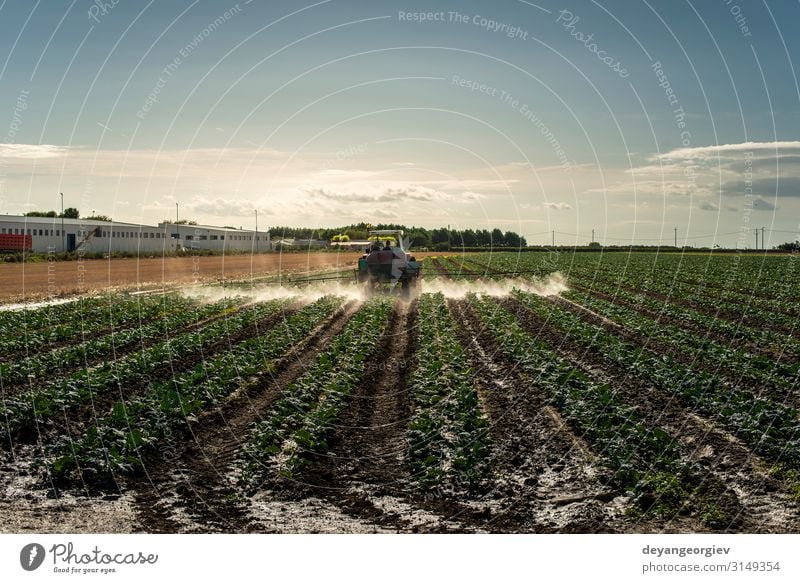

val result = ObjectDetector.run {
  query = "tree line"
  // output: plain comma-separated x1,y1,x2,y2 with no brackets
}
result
268,223,527,250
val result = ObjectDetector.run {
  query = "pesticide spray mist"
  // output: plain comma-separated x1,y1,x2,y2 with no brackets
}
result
420,272,568,299
181,272,568,304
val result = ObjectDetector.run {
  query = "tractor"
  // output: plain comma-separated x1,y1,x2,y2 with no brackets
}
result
356,229,421,298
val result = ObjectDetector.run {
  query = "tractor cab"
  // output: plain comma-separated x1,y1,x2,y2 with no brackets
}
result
357,230,421,298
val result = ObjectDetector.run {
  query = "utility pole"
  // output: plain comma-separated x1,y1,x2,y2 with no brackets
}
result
60,192,65,253
755,228,758,250
592,229,595,244
255,209,258,253
552,230,555,247
762,226,765,250
175,202,179,251
674,227,677,248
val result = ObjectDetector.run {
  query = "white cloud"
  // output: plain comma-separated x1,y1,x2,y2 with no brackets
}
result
0,143,68,159
302,183,452,203
544,202,571,210
751,198,777,211
698,200,719,211
656,141,800,161
591,141,800,202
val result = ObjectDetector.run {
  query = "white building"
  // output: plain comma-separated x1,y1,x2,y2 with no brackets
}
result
0,215,269,254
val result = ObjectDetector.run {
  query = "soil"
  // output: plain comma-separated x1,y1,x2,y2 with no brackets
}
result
0,252,444,303
0,253,359,302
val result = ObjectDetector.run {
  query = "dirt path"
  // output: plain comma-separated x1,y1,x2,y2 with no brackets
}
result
284,302,418,528
129,302,358,533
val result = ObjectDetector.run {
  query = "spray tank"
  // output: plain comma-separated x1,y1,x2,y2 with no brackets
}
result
357,230,421,299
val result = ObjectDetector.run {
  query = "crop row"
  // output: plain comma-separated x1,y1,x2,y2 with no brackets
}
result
568,265,800,328
464,252,800,339
407,293,490,492
0,296,270,440
237,297,394,488
49,296,343,483
512,291,800,476
467,294,728,522
0,293,196,356
0,295,249,386
0,294,143,330
565,289,800,397
566,283,800,362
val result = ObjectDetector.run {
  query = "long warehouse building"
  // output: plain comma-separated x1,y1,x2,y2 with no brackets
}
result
0,215,269,254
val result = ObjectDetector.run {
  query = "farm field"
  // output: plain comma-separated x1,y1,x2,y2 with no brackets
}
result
1,251,799,533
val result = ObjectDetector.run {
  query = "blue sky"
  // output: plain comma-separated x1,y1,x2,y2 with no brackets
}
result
1,0,799,246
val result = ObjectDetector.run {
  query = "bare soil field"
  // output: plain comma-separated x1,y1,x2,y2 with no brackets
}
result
0,253,369,302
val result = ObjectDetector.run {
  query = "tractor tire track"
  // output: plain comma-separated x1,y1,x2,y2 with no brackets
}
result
288,301,433,531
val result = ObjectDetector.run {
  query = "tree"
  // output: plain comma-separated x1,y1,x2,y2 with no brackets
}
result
431,228,449,245
504,231,521,248
461,229,477,247
491,228,505,247
408,230,431,249
777,240,800,252
25,210,57,217
89,214,112,222
60,207,79,219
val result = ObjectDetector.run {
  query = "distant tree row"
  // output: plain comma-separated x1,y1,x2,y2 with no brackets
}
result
269,223,527,250
777,240,800,252
24,209,112,221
